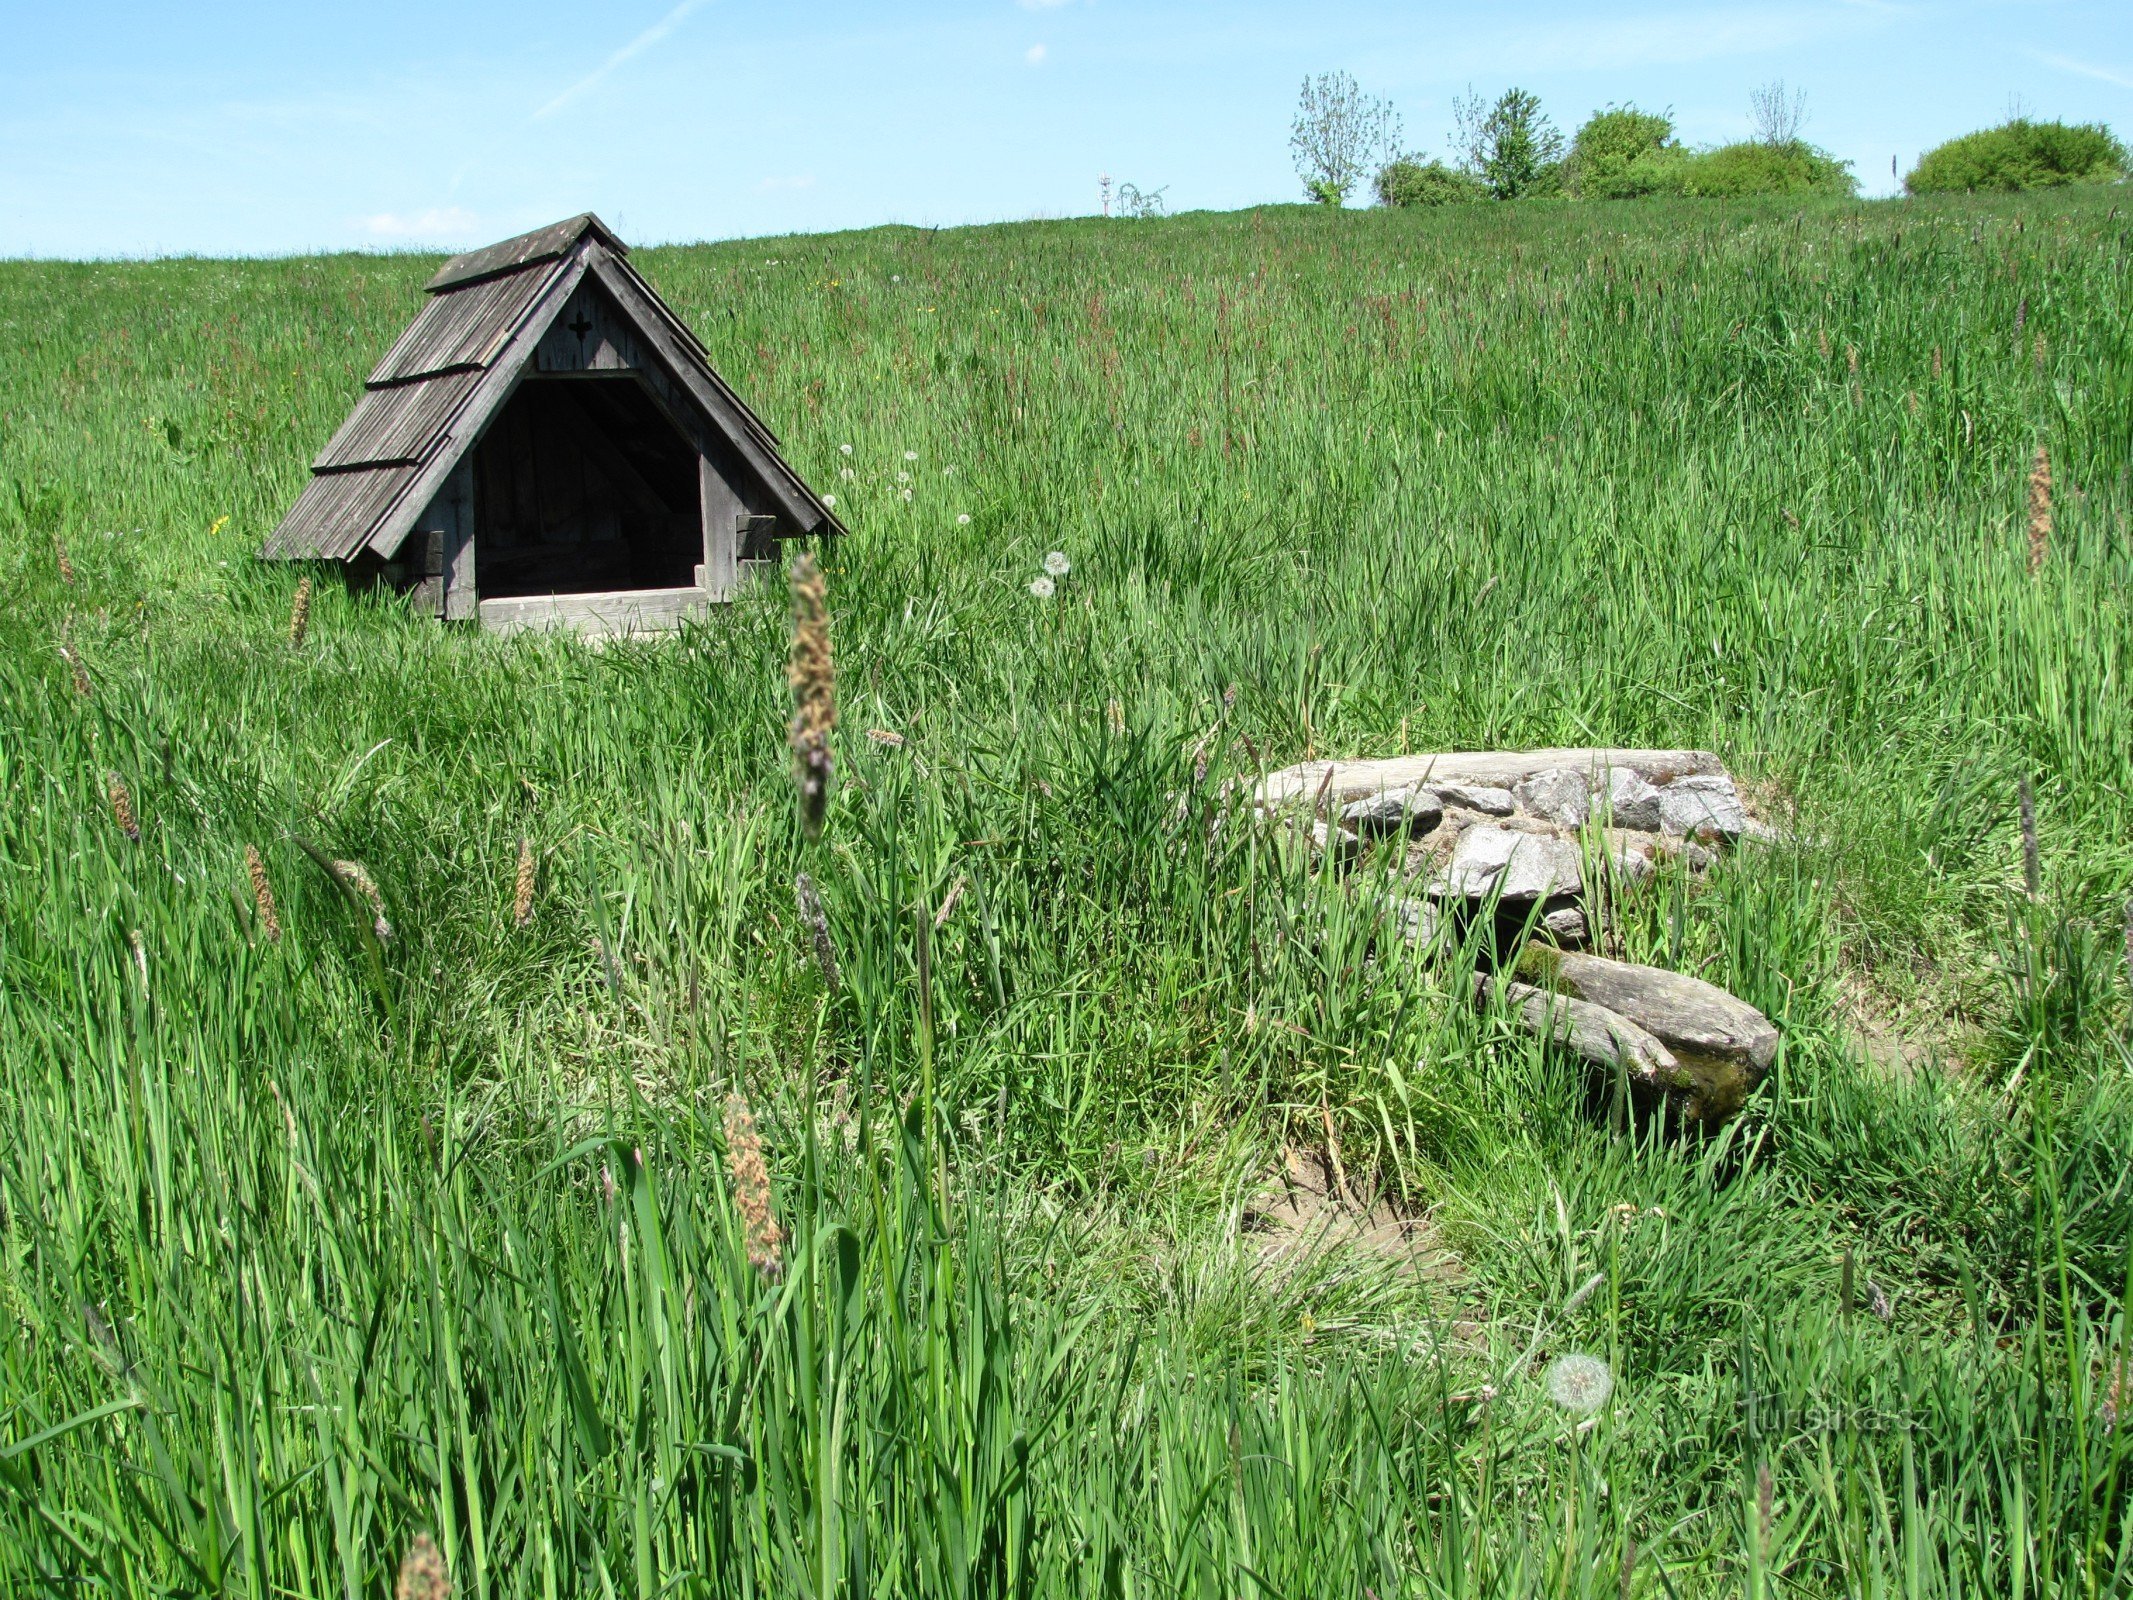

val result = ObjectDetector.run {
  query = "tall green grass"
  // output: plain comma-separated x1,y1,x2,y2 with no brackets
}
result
2,191,2130,1593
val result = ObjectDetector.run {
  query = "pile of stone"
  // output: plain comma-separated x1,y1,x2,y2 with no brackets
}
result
1257,749,1782,1124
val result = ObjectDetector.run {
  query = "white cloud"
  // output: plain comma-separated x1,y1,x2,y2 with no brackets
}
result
2030,51,2133,92
757,174,817,192
535,0,716,120
1025,43,1048,64
360,206,480,241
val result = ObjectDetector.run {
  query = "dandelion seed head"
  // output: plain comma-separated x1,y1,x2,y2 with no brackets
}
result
1543,1352,1614,1415
900,488,912,502
1043,550,1071,577
822,494,836,508
839,443,853,455
1029,576,1056,600
903,449,918,461
956,513,971,526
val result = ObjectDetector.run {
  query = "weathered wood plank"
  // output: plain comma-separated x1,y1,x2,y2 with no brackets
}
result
361,255,591,560
426,214,625,293
439,460,478,621
699,456,740,601
586,253,826,533
535,281,649,375
478,585,714,636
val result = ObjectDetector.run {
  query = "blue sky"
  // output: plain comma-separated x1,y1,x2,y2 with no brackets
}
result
4,0,2129,258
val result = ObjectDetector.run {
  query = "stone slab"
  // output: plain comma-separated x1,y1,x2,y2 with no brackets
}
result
1260,749,1726,808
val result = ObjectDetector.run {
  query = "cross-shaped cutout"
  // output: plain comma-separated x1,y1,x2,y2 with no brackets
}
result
567,312,593,340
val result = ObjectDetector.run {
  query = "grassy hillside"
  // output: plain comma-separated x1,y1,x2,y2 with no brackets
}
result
2,193,2130,1594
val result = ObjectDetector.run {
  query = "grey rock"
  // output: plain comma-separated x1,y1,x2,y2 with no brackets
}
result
1541,904,1589,945
1476,975,1678,1085
1597,768,1665,831
1427,782,1516,817
1383,895,1442,945
1257,748,1726,807
1659,774,1751,840
1514,947,1779,1122
1340,787,1445,838
1607,831,1660,883
1513,766,1591,827
1310,820,1362,867
1434,825,1583,902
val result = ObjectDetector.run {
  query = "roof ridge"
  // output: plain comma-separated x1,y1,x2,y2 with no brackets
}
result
425,213,624,293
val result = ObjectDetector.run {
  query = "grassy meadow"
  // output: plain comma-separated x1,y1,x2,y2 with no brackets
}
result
2,191,2132,1595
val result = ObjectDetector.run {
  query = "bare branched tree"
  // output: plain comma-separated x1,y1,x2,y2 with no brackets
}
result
1450,87,1490,175
1290,72,1402,206
1749,81,1808,146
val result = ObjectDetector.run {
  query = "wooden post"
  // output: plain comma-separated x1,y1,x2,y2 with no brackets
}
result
699,453,739,600
440,459,478,621
410,459,477,618
738,514,780,589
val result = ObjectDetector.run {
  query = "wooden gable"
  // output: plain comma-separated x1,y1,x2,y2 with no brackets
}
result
262,213,841,635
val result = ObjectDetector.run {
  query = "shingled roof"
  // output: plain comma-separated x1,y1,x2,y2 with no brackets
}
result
263,213,839,563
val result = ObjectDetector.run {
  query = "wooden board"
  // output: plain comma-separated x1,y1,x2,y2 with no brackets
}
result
535,280,651,376
478,585,715,637
699,456,741,600
426,214,625,293
360,255,591,560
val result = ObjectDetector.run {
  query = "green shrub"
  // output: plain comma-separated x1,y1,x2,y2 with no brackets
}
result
1374,158,1487,207
1461,87,1564,199
1674,139,1856,198
1906,119,2127,194
1563,105,1682,198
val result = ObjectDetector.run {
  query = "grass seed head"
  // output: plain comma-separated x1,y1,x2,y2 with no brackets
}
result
786,554,836,840
106,772,139,842
54,533,75,585
395,1532,450,1600
2019,776,2041,899
60,631,92,698
1931,343,1943,380
513,837,536,927
795,871,840,991
723,1094,786,1281
332,859,390,942
245,845,282,943
2027,444,2052,575
287,576,312,649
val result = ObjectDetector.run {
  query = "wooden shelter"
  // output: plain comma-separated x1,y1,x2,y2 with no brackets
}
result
262,213,840,634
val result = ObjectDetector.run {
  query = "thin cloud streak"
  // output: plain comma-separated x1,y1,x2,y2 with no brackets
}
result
2030,51,2133,92
534,0,715,120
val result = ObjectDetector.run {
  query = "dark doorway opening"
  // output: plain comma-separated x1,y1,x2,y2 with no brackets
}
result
472,376,701,599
